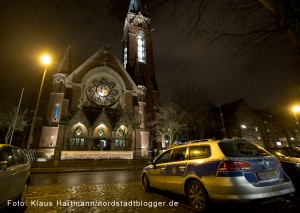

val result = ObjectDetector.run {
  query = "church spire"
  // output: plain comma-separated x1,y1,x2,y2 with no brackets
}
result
57,45,72,74
128,0,147,16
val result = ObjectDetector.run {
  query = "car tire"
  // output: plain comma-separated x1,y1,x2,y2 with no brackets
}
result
142,174,152,192
186,180,210,213
17,180,29,203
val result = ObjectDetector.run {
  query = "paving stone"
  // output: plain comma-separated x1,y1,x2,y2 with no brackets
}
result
24,182,193,213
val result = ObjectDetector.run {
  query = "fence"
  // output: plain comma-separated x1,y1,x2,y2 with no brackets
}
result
26,147,55,162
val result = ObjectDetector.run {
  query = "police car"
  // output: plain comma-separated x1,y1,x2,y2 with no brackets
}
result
141,138,295,212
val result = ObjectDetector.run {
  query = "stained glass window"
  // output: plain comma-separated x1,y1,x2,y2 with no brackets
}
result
118,130,124,137
98,129,104,136
54,104,60,121
75,127,83,136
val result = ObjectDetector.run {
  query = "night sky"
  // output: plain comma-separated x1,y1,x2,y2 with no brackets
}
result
0,0,298,111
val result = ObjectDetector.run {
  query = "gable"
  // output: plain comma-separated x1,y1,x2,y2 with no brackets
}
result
66,45,137,91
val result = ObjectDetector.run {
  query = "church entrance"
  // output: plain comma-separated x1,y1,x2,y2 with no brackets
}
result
93,139,110,151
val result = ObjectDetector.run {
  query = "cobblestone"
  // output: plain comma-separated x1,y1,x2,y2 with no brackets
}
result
24,182,193,213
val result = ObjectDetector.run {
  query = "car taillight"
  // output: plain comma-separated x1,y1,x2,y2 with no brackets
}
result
218,160,253,171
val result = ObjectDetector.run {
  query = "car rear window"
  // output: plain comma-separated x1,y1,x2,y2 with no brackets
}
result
218,140,270,157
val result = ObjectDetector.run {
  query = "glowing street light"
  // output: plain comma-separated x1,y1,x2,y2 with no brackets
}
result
26,54,51,152
41,54,51,65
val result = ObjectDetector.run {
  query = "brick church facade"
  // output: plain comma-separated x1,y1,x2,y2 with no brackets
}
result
36,0,160,157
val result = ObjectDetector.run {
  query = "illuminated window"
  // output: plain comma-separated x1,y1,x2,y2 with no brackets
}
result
75,127,83,136
98,129,104,136
71,138,85,146
115,139,125,147
137,31,145,63
123,46,127,68
118,130,124,137
241,125,246,129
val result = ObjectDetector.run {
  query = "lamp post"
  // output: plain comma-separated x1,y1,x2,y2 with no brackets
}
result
293,106,300,125
26,54,51,153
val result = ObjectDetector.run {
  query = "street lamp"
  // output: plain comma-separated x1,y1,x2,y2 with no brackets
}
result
26,54,51,153
292,106,300,147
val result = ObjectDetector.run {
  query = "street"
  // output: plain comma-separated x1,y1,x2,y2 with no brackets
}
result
25,170,192,213
3,170,299,213
30,170,142,185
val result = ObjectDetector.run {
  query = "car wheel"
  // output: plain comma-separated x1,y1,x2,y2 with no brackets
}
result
17,181,29,202
142,174,151,192
186,180,210,212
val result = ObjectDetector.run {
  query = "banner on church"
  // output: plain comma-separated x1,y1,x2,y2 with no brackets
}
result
60,151,133,160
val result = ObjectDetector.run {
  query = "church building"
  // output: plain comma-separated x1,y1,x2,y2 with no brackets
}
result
37,0,160,157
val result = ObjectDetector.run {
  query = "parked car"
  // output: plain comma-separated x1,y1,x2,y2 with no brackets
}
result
291,146,300,154
0,144,31,209
266,147,300,189
142,138,295,212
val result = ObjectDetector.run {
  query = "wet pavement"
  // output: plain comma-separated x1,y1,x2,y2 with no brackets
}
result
2,181,298,213
24,182,193,213
1,162,299,213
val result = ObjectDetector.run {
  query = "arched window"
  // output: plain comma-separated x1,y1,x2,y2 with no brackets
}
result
71,126,85,148
54,104,60,121
136,31,145,63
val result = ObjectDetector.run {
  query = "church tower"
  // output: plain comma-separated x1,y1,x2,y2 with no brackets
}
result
123,0,159,148
39,46,72,148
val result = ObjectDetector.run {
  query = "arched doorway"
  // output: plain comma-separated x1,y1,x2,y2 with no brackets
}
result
93,124,111,151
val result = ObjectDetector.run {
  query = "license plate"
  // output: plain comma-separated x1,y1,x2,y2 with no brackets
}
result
257,170,278,180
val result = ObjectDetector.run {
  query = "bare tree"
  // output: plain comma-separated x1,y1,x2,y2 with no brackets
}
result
0,102,29,144
147,0,292,56
152,86,215,144
152,99,189,145
259,0,300,56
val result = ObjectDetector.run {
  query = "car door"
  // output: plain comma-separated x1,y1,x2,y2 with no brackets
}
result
10,147,27,200
165,147,187,193
0,146,16,205
148,150,171,190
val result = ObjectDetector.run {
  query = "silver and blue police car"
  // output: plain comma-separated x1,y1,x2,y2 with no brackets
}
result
142,138,295,212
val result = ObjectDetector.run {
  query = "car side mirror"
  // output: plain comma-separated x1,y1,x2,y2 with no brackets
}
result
0,161,7,171
149,161,156,169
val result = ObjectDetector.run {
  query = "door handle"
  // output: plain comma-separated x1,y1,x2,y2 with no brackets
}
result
179,166,186,171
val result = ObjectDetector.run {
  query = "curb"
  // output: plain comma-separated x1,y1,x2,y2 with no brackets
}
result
30,166,147,174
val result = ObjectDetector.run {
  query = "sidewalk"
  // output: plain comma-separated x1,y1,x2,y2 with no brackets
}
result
30,159,150,173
